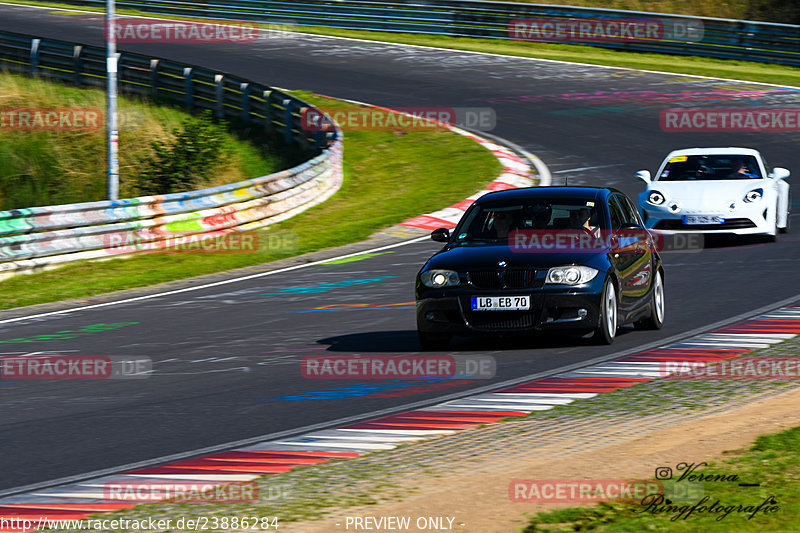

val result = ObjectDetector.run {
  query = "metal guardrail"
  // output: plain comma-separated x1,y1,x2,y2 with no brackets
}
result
33,0,800,67
0,29,343,278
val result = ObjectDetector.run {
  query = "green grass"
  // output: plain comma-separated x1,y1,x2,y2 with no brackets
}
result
522,424,800,532
0,72,288,208
429,0,795,23
0,92,501,309
287,27,800,87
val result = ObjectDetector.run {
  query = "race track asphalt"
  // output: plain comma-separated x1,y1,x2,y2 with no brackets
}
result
0,4,798,492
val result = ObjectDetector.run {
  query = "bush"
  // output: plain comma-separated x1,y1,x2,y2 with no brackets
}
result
136,112,228,196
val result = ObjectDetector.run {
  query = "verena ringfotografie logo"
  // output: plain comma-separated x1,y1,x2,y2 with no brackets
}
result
661,357,800,380
103,481,259,503
662,108,800,132
301,355,496,379
0,108,102,131
509,229,702,254
301,107,496,132
509,17,703,43
0,356,151,379
106,18,259,43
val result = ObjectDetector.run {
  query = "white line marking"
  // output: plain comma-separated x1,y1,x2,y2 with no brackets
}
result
126,474,258,481
273,441,395,450
0,236,429,326
437,403,553,411
553,164,625,174
333,429,454,436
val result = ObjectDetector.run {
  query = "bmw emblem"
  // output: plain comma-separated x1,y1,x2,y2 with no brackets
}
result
497,261,507,268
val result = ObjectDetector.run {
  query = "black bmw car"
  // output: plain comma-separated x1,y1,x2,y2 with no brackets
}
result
415,187,665,349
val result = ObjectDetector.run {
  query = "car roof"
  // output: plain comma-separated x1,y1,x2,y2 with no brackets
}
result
664,147,761,158
474,186,615,204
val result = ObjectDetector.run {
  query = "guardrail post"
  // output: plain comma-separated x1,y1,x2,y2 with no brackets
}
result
241,82,250,122
283,98,294,145
263,89,274,133
30,38,40,77
73,45,82,86
183,67,193,108
314,130,326,150
215,74,224,119
150,59,159,97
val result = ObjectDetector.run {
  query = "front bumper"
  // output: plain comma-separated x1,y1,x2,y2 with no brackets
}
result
416,279,604,336
640,205,773,235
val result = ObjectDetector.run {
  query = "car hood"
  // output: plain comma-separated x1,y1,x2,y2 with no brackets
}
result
645,180,768,207
423,243,609,272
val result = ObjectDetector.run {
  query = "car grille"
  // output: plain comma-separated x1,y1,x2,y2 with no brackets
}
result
468,269,537,289
462,308,536,331
654,218,756,230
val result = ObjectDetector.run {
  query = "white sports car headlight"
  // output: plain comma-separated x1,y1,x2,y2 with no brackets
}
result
744,188,763,203
420,270,460,288
648,191,666,205
546,266,598,286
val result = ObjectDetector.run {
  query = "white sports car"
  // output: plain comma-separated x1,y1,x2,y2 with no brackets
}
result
636,147,791,240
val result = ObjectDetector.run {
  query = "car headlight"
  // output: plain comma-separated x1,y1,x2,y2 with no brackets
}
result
546,266,599,286
420,270,460,288
648,191,666,206
744,188,763,203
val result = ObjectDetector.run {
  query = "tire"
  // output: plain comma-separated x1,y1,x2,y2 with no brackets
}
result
593,279,617,345
766,201,779,241
418,331,451,351
779,194,790,234
635,269,665,330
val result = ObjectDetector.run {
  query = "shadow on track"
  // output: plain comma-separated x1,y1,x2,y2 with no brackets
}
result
317,329,634,353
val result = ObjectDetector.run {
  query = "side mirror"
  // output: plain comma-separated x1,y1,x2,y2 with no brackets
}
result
770,167,790,180
431,228,451,243
636,170,651,183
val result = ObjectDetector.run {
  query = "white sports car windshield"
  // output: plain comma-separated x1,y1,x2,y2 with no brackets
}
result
658,154,762,181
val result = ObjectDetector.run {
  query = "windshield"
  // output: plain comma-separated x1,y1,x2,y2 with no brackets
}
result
454,197,607,243
657,154,762,181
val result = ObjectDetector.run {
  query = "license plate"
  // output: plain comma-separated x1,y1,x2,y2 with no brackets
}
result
683,215,724,225
471,296,530,311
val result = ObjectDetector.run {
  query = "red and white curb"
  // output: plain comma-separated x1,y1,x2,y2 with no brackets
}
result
310,94,547,233
399,130,542,231
1,303,799,530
